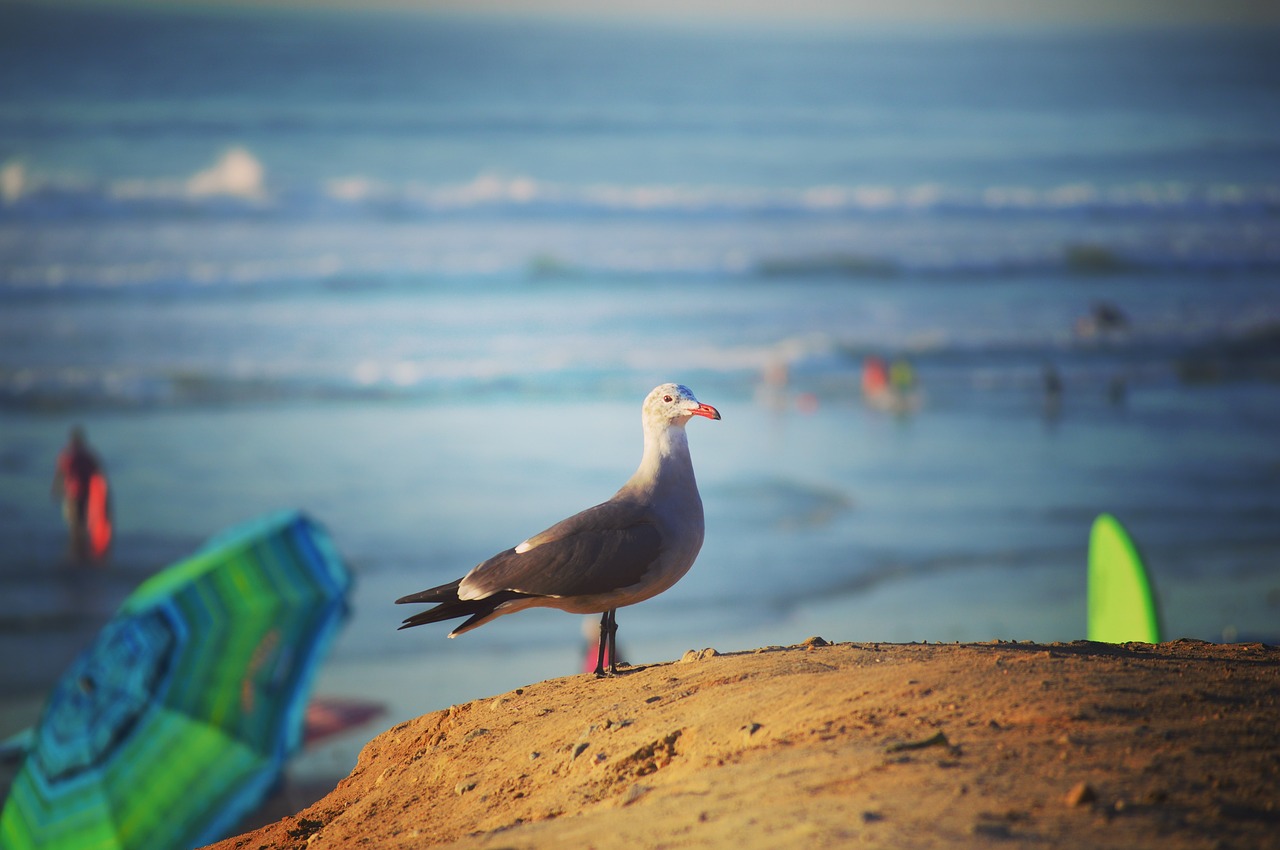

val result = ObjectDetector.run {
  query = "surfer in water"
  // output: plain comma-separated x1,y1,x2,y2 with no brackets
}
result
52,426,111,562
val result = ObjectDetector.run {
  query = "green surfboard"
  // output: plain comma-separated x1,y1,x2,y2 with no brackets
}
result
1087,513,1162,643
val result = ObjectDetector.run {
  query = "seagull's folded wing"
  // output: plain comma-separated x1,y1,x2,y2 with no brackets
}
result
461,501,663,599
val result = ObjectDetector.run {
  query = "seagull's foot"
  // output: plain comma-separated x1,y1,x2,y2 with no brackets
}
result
592,663,631,678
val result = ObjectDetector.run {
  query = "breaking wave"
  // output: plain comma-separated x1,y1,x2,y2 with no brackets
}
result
3,152,1278,221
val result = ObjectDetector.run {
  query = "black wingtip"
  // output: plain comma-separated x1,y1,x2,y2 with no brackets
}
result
396,577,463,606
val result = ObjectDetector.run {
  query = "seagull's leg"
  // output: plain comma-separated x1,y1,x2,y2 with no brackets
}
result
593,610,610,676
606,608,619,674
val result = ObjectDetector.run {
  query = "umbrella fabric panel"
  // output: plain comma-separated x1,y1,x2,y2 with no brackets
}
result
99,718,272,849
122,512,350,613
159,600,340,757
27,610,177,784
1,776,120,850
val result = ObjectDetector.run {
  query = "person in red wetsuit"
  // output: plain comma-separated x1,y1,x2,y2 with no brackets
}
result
52,426,110,562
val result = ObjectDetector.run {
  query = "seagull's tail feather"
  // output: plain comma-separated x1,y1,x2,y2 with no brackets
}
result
396,580,533,635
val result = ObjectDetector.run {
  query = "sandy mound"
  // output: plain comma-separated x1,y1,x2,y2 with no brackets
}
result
206,639,1279,850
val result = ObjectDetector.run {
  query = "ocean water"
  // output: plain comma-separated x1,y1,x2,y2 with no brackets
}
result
2,5,1280,772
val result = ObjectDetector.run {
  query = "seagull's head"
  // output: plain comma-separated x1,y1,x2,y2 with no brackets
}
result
644,383,721,428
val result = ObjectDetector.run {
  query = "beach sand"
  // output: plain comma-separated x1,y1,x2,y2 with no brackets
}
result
204,638,1278,850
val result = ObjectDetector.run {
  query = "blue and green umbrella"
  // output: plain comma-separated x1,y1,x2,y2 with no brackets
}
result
0,510,352,850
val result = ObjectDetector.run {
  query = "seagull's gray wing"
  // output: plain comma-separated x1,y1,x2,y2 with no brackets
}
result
460,499,663,599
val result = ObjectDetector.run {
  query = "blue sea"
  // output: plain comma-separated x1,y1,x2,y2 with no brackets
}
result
2,5,1279,784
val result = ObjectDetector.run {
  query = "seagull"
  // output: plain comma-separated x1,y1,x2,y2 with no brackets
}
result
396,383,721,676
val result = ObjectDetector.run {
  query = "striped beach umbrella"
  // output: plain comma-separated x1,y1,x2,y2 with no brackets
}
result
0,511,352,850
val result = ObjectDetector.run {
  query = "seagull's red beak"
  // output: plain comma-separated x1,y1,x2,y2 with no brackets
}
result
690,402,722,421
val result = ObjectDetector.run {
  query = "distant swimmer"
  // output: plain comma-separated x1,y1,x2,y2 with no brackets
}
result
1075,301,1130,339
52,426,112,562
889,358,916,393
861,356,888,399
1108,375,1127,407
1042,363,1063,420
755,355,791,412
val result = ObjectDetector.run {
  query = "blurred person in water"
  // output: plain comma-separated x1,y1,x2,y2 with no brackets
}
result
52,426,112,563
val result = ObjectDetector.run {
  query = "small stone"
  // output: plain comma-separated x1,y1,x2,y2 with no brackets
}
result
621,785,649,807
455,781,477,796
678,647,719,663
886,731,950,753
1065,782,1097,807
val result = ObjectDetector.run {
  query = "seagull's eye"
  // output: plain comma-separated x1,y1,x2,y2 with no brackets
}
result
663,395,673,403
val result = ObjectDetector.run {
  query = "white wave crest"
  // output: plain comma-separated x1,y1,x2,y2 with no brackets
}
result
315,171,1280,217
186,147,266,199
2,160,27,204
